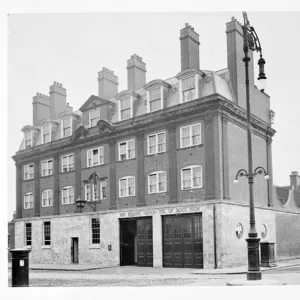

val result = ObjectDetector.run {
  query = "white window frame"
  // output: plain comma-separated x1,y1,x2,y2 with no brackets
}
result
85,179,107,201
40,123,52,144
43,221,51,246
24,164,34,180
118,139,135,161
89,107,100,127
147,86,164,113
61,186,74,204
148,171,167,194
61,117,72,138
147,132,166,155
181,165,203,190
118,96,133,121
180,123,202,148
87,147,104,167
24,192,34,209
24,130,32,149
41,159,53,177
179,74,200,103
119,176,135,198
42,189,53,207
61,154,74,173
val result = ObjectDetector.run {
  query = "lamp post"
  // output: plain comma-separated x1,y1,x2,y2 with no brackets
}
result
234,11,268,281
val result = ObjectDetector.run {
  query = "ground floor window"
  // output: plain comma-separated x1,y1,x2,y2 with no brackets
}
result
43,221,51,246
91,218,100,244
25,223,32,246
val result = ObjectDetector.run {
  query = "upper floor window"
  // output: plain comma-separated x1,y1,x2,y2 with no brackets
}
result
147,132,166,155
148,87,162,112
62,186,74,204
25,223,32,246
24,192,34,209
119,176,135,197
180,123,201,148
85,179,107,201
24,164,34,180
61,154,74,173
181,165,203,190
42,189,53,207
91,218,100,244
89,107,100,127
182,76,196,102
43,221,51,246
41,159,53,177
41,124,51,144
119,139,135,161
148,171,167,194
120,98,132,120
24,131,32,149
62,118,72,138
87,147,104,167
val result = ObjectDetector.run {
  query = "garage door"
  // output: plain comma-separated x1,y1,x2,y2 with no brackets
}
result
163,214,203,268
137,217,153,267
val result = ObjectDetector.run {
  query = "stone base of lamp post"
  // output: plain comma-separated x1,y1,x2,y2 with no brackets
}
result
246,237,262,280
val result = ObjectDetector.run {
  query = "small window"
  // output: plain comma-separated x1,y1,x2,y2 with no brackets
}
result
118,139,135,161
24,164,34,180
24,131,32,148
147,132,166,155
41,159,53,177
87,147,104,167
91,218,100,244
43,221,51,246
119,176,135,197
182,76,196,102
42,124,51,144
181,165,203,190
120,98,132,120
62,118,72,137
61,154,74,172
148,171,167,194
24,193,34,209
180,123,201,148
25,223,32,246
62,186,74,204
149,87,162,112
42,190,53,207
89,107,100,127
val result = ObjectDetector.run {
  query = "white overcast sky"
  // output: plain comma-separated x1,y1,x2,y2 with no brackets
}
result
6,10,300,221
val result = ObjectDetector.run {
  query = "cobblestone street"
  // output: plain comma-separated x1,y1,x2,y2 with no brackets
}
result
7,265,300,287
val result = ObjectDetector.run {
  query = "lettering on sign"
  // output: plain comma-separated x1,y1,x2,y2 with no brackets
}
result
119,205,201,218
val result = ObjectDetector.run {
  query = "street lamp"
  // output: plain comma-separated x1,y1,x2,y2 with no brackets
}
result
234,11,269,281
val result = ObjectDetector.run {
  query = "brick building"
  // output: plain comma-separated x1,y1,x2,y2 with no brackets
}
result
12,18,300,268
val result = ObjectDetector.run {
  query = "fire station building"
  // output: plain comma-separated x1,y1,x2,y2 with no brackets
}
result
12,18,300,269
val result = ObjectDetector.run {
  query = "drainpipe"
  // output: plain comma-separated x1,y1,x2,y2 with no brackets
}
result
213,205,218,269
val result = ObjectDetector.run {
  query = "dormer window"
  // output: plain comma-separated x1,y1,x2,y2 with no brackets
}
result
40,123,52,145
120,98,132,120
182,76,196,102
61,118,72,138
89,107,100,127
24,131,32,148
148,87,162,112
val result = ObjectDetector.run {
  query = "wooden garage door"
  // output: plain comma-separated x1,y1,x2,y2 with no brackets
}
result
137,217,153,267
163,214,203,268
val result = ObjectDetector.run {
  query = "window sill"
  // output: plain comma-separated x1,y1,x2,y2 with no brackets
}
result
147,151,167,157
41,245,51,249
148,191,167,195
86,164,105,168
119,195,136,199
179,144,204,150
181,187,203,191
117,158,136,163
41,174,53,178
25,245,32,249
23,178,34,182
60,170,75,174
89,244,101,249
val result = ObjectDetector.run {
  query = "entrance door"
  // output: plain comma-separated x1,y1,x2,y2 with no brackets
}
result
120,219,137,266
137,217,153,267
163,214,203,268
71,237,79,264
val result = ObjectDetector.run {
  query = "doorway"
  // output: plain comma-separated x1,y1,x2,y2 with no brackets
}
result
120,219,137,266
71,237,79,264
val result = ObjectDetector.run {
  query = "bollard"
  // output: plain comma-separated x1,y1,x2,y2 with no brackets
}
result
10,248,31,287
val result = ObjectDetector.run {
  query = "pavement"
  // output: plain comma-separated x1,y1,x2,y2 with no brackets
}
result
7,257,300,274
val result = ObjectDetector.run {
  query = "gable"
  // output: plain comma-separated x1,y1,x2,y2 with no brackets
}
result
79,95,114,112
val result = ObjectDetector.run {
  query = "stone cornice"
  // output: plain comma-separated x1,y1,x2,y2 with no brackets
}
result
144,79,171,90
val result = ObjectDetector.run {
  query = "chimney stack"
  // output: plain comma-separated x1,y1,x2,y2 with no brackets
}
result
290,171,300,191
98,67,118,99
226,16,255,108
127,54,146,92
32,92,50,126
180,23,200,71
49,81,67,120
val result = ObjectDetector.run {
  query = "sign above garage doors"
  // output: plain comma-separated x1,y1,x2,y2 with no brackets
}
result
119,205,202,218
